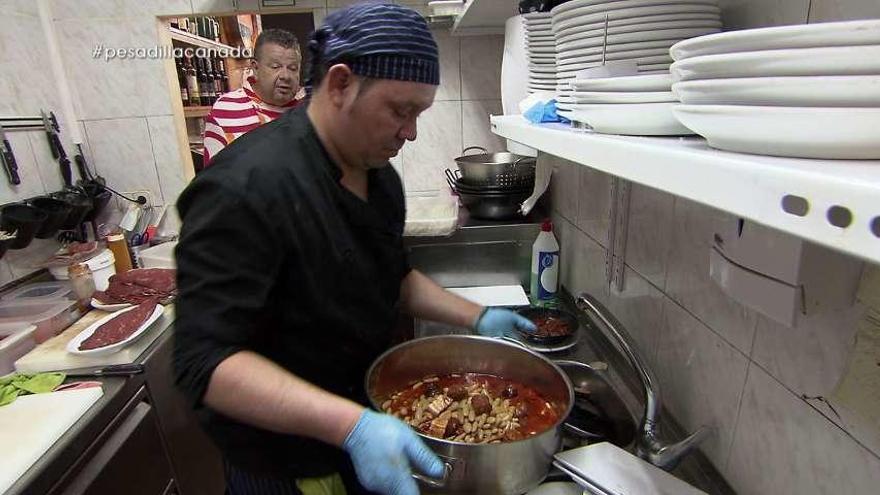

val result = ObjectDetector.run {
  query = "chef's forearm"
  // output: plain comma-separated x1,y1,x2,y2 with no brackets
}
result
399,269,483,328
203,350,364,447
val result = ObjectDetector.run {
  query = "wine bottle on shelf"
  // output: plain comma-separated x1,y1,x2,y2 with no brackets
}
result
176,56,189,106
178,17,188,33
198,58,212,106
219,59,230,93
213,18,221,43
203,58,216,105
210,57,222,98
185,56,200,107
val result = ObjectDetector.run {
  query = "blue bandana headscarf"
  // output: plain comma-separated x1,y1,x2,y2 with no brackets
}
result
308,3,440,86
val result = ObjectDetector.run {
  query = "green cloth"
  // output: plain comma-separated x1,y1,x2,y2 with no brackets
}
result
295,473,347,495
0,372,66,406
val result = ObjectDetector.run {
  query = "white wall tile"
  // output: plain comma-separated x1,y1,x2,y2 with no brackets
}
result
569,226,609,304
549,156,579,224
190,0,237,15
434,29,461,102
0,132,48,203
809,0,880,22
83,118,163,200
726,363,880,494
129,16,175,117
9,0,39,16
625,183,674,290
55,19,142,120
552,212,576,293
147,116,189,205
461,100,504,152
751,305,864,397
401,101,461,192
461,35,503,100
0,14,64,118
657,299,750,471
607,267,665,370
52,0,192,20
718,0,811,29
665,197,758,353
27,132,66,193
576,165,612,248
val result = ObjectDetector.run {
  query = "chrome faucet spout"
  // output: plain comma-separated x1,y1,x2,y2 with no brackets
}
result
576,293,709,471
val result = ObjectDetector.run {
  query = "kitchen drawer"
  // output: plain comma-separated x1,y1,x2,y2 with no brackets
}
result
54,390,174,495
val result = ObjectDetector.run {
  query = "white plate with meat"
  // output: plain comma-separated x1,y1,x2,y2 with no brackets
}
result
67,301,164,357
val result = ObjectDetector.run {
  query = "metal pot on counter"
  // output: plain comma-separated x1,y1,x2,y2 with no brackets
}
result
365,335,574,495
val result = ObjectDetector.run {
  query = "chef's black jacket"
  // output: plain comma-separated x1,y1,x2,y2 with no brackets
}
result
174,105,410,480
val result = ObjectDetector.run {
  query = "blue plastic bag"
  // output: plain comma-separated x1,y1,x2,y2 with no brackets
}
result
524,99,570,124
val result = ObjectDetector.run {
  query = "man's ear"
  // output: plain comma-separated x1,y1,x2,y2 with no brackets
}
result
324,64,356,107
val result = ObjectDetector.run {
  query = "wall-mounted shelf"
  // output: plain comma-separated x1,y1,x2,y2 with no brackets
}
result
451,0,519,36
183,106,211,118
491,114,880,264
169,27,236,52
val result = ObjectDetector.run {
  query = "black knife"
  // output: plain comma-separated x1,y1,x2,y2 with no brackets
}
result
0,124,20,185
42,110,59,159
65,363,145,377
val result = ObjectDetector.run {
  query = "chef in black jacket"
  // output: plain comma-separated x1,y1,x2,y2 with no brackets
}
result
173,4,536,495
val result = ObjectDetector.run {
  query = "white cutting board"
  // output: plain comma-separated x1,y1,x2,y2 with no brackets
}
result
14,305,174,373
447,285,530,307
0,387,103,493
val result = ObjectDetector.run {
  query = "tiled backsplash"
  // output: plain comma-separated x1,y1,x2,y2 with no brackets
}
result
0,0,500,284
546,154,880,494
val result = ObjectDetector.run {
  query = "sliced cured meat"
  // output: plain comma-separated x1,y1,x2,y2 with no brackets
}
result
100,268,177,305
79,300,158,350
110,268,175,293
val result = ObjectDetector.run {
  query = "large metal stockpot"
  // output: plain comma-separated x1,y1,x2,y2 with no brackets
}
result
365,336,574,495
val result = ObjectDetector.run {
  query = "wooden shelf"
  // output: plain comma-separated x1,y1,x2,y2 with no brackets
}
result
183,106,211,118
169,27,236,52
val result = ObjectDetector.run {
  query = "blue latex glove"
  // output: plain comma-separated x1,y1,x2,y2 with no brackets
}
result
343,409,445,495
473,308,537,338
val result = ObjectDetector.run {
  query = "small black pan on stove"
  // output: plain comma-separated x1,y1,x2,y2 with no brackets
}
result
516,306,579,345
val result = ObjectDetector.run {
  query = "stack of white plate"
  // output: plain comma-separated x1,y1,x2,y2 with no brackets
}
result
670,19,880,159
550,0,722,94
524,12,557,93
560,73,694,135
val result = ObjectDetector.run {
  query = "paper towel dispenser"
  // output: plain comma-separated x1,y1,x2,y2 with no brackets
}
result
709,218,862,327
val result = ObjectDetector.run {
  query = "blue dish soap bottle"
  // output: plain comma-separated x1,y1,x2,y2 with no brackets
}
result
530,219,560,306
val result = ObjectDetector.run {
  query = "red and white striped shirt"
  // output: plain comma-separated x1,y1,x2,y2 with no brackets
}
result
202,75,302,166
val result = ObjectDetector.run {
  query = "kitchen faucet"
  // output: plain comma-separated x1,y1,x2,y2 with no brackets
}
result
576,292,711,471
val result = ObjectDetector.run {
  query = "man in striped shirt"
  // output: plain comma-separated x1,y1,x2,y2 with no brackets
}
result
202,28,305,166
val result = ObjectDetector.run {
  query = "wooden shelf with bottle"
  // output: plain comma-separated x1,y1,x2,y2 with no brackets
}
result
183,106,212,118
169,27,236,52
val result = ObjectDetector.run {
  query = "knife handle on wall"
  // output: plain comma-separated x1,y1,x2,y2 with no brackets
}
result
1,140,20,185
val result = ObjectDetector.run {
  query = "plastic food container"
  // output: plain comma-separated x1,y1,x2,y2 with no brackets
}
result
49,248,116,291
0,323,37,375
1,281,73,303
0,300,82,344
137,241,177,269
404,193,459,237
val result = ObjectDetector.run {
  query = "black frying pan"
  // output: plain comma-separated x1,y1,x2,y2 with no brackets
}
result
516,306,579,345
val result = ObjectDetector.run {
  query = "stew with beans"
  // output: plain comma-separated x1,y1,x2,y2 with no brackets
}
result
381,373,560,444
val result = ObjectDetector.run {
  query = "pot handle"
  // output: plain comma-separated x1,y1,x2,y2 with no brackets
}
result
461,145,488,156
412,461,452,488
